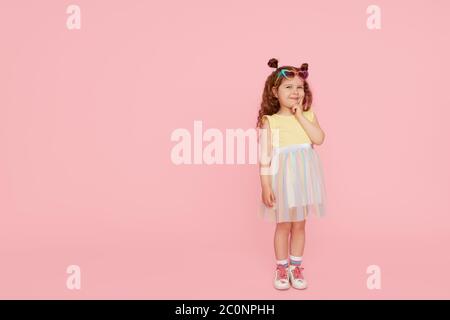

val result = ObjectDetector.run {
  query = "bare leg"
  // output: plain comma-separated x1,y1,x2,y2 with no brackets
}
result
274,222,292,260
290,220,306,257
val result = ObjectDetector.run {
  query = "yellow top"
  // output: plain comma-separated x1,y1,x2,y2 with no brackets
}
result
262,109,315,148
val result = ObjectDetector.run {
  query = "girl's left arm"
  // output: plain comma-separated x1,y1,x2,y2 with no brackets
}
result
295,113,326,145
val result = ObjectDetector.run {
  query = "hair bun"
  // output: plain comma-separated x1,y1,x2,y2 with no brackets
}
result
299,63,309,79
267,58,278,69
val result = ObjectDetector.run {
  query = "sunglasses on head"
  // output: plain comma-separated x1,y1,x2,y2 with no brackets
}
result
276,68,308,81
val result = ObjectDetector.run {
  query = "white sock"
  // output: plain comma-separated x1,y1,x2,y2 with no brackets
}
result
276,259,289,268
289,255,303,266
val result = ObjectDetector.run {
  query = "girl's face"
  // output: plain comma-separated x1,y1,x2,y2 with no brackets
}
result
272,76,305,109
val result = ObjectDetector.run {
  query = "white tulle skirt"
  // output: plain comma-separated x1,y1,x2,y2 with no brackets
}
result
259,143,327,223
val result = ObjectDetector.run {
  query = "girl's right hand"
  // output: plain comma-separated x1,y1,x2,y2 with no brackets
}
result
262,185,276,207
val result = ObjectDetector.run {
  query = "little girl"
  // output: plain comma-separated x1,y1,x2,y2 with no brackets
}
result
257,58,327,290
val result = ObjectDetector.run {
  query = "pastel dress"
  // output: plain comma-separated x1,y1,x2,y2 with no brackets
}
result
259,109,327,222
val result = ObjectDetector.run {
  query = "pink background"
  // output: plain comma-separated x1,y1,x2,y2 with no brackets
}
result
1,0,449,299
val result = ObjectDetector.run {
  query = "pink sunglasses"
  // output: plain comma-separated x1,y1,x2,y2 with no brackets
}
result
276,68,308,81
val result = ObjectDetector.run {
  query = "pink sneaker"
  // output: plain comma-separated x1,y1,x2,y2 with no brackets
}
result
288,265,308,289
274,265,290,290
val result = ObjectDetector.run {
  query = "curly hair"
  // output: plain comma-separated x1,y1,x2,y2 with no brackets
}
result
256,58,313,128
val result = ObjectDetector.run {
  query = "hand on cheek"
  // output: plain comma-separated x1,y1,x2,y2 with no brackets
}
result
291,100,303,117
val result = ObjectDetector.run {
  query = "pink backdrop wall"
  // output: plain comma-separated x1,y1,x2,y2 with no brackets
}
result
1,0,449,299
